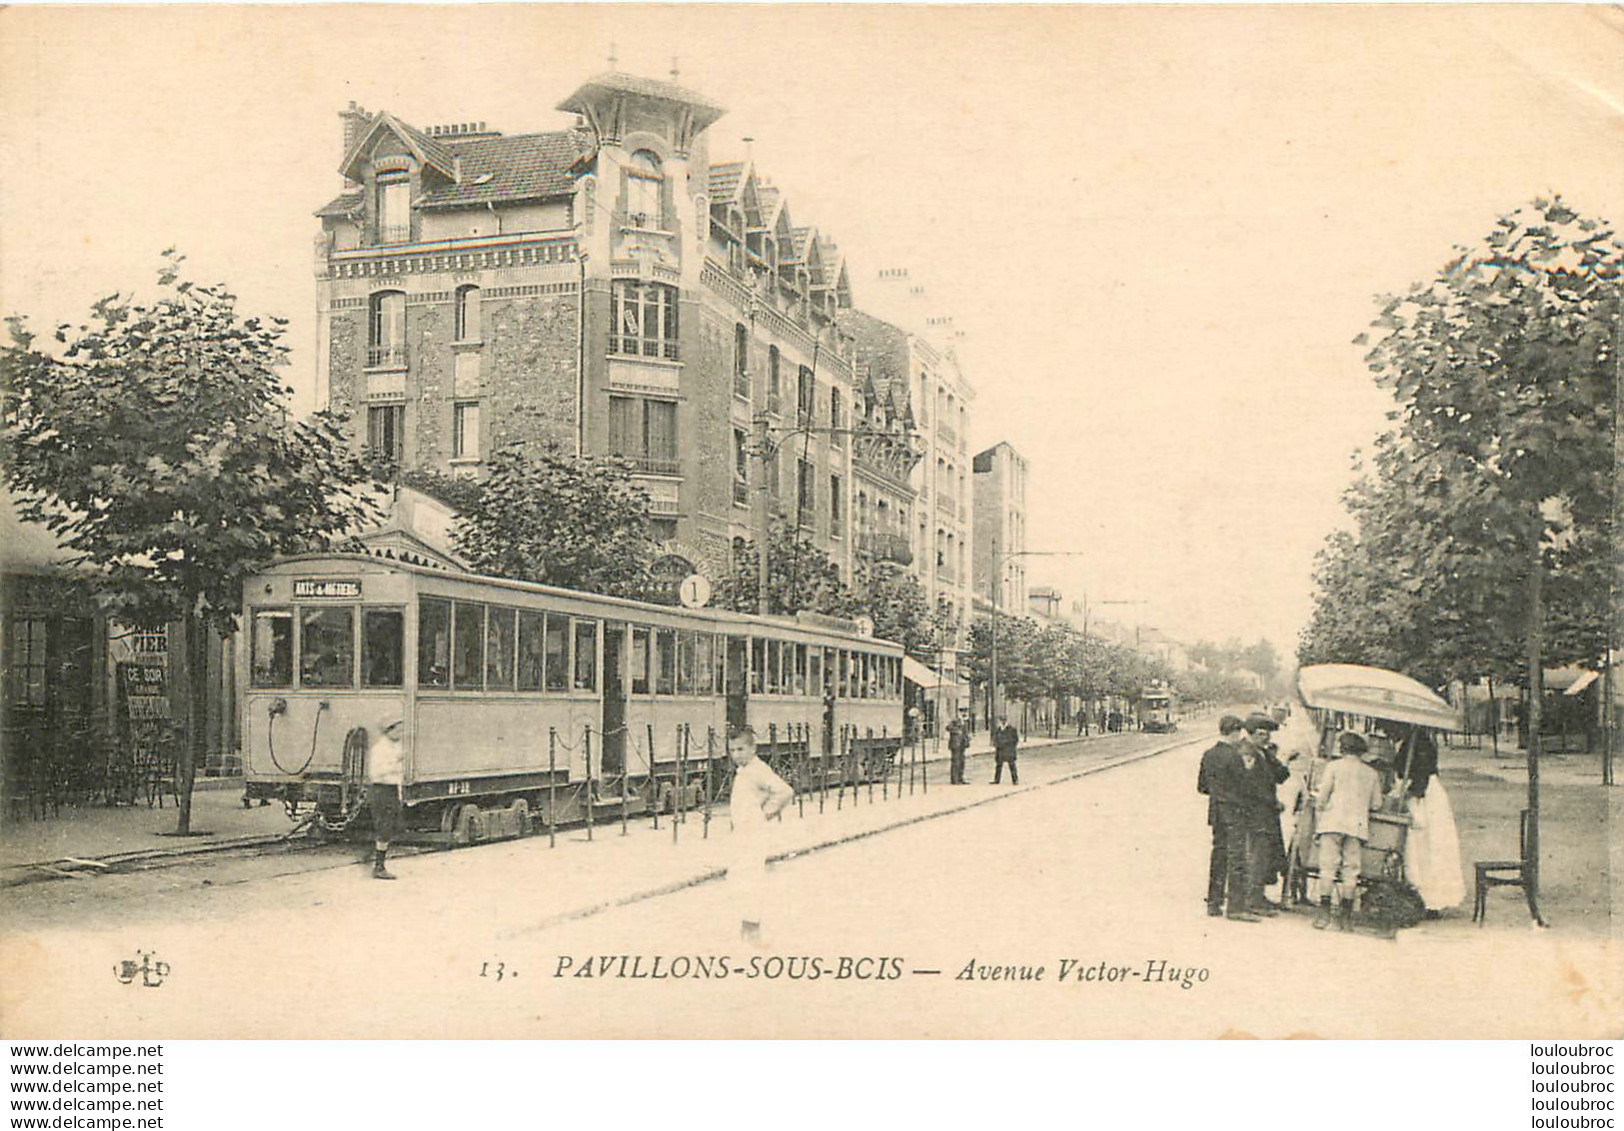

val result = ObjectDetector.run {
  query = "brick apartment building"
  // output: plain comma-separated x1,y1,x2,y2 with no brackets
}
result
315,71,888,587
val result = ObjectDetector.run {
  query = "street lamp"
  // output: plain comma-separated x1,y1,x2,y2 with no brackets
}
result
748,416,918,614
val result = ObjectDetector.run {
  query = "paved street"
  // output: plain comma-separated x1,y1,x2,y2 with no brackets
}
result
1,731,1617,1039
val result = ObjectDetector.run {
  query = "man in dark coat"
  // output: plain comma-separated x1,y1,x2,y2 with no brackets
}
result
990,716,1020,785
1206,716,1283,922
947,715,970,785
1242,714,1291,912
1196,715,1245,916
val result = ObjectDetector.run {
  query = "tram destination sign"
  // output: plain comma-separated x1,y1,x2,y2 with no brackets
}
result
294,578,362,599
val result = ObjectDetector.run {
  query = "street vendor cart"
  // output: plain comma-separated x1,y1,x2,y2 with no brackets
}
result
1284,664,1462,930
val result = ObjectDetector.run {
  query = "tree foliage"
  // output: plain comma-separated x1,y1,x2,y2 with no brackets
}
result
713,519,858,618
1300,197,1617,692
451,446,658,600
2,251,376,831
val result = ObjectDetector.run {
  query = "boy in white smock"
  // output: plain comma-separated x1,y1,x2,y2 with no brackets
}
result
726,726,794,945
1312,731,1384,931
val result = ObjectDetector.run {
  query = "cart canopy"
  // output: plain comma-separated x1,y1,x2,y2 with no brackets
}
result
1297,663,1459,732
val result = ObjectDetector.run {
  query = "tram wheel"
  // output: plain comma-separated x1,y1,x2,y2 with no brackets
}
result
509,797,531,837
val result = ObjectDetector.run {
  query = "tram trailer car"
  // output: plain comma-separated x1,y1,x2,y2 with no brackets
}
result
240,554,905,843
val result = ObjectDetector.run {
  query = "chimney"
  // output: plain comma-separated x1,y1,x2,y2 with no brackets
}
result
339,101,370,185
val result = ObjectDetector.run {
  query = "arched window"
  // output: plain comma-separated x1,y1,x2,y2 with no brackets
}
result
453,284,480,342
367,290,406,368
626,150,663,229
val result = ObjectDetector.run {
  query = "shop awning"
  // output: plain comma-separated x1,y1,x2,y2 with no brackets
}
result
902,656,942,689
1564,670,1599,697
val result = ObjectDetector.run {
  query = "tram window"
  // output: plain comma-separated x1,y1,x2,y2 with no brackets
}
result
361,609,404,688
713,635,727,696
807,645,821,697
630,626,651,695
517,610,544,691
544,615,569,692
751,638,765,695
656,628,676,695
677,632,696,696
794,644,808,696
573,620,598,692
250,609,294,688
837,650,849,698
696,634,714,698
766,640,782,695
300,607,355,688
453,602,485,691
860,653,873,700
486,606,516,691
418,598,451,688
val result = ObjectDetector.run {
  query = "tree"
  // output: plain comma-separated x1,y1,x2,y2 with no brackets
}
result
452,446,657,599
2,252,376,834
854,559,950,654
713,519,857,618
1323,196,1619,909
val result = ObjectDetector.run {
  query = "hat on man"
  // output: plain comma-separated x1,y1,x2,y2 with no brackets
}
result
1218,714,1244,735
1243,714,1278,734
1337,731,1369,756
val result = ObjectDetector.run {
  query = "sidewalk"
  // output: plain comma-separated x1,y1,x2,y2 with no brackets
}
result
0,785,294,870
1432,741,1620,939
0,730,1090,873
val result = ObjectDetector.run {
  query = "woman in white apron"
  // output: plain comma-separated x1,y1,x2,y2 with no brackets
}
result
1396,729,1465,913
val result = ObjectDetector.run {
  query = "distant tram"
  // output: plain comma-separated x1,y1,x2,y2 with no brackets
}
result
239,554,905,840
1139,682,1178,733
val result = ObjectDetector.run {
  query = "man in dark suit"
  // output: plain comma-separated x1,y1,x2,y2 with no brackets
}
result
1242,714,1291,912
990,716,1020,785
1196,715,1245,916
946,715,970,784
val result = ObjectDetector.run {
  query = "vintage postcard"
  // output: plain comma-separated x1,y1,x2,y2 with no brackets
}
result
0,5,1618,1042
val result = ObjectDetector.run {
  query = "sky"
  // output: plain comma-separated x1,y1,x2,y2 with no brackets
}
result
3,5,1621,659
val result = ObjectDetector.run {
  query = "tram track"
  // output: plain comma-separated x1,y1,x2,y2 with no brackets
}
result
0,727,1208,893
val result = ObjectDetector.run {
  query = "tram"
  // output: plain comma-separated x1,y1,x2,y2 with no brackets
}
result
239,553,905,840
1139,682,1178,733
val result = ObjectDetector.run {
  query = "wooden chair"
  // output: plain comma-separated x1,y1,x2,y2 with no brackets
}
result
1473,809,1545,926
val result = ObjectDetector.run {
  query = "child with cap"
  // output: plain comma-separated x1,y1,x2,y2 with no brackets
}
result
1311,730,1384,930
367,716,406,880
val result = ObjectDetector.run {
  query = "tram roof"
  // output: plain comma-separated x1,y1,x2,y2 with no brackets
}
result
254,552,905,651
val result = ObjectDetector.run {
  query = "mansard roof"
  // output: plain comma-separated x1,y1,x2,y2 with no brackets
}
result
419,131,592,208
325,113,592,216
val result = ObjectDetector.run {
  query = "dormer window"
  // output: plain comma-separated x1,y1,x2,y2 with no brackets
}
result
376,174,411,244
626,150,663,229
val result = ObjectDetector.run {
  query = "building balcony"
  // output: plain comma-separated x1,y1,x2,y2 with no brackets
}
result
936,421,957,444
858,532,913,566
366,344,407,370
935,493,956,517
625,456,681,477
609,337,681,363
377,224,412,245
733,479,750,507
734,370,751,401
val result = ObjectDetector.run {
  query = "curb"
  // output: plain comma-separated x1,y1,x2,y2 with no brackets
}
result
504,731,1206,936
